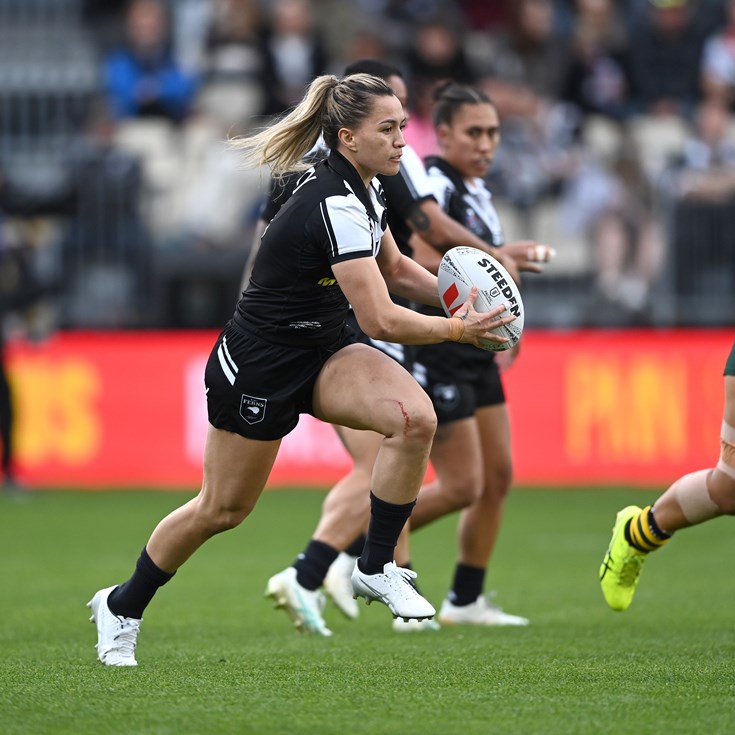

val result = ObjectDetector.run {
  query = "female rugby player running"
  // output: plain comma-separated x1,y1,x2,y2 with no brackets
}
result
260,61,542,636
86,72,515,665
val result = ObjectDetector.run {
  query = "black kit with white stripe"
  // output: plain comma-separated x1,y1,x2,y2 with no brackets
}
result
236,149,388,348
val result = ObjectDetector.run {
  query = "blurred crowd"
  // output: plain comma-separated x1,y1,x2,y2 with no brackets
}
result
1,0,734,329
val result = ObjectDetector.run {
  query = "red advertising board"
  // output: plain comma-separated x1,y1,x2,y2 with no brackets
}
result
8,329,732,489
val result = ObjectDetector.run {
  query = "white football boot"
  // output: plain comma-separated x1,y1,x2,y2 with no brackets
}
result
265,567,333,637
87,586,141,667
438,593,529,626
351,561,436,621
323,552,360,620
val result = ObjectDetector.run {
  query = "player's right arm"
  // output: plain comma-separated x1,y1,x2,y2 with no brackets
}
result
331,238,512,349
406,198,524,283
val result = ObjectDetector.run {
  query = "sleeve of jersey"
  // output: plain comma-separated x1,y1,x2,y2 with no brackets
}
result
380,145,436,218
314,195,375,264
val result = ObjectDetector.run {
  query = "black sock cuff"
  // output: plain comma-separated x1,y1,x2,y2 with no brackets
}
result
304,539,339,561
344,533,366,557
449,563,486,606
369,491,416,516
293,539,339,590
138,547,175,586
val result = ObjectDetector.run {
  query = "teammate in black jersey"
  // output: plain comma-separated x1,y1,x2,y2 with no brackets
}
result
86,72,517,665
405,83,535,627
256,61,551,636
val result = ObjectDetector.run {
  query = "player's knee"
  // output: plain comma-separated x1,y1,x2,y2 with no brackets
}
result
388,395,437,446
483,460,513,502
412,405,438,444
443,473,483,510
197,499,255,535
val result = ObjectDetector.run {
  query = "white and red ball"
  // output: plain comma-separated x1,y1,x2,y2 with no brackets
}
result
437,246,524,352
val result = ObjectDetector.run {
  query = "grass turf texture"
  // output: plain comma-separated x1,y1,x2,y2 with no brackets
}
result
1,487,734,735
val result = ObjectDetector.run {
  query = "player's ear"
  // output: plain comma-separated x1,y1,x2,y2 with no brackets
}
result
436,123,450,145
338,127,358,152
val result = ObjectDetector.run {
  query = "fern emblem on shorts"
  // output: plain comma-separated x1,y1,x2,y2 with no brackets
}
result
240,395,267,425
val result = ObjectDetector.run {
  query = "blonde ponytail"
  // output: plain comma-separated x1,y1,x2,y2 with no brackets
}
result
231,73,394,176
231,75,338,176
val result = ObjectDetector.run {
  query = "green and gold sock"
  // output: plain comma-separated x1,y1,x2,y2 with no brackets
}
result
625,505,671,553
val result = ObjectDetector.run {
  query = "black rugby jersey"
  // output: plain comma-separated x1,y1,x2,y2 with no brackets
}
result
260,144,434,256
260,143,327,224
424,156,504,248
418,156,505,327
236,150,387,347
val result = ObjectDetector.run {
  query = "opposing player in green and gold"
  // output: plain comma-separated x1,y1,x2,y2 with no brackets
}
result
600,341,735,611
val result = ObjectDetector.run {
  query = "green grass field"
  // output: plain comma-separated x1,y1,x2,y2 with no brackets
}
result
1,486,734,735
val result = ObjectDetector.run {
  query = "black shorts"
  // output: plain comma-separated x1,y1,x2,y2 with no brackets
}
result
345,310,415,371
205,320,356,441
413,341,505,424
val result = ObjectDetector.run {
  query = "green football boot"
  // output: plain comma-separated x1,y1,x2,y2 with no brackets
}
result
599,505,648,611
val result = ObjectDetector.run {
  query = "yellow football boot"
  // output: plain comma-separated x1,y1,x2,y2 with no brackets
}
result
599,505,648,611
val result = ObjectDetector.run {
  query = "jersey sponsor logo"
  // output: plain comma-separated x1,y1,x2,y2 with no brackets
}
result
465,207,481,235
292,168,317,194
240,394,267,425
462,194,504,245
318,277,337,286
288,321,322,330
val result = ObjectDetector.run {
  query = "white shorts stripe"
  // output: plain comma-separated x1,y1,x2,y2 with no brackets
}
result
217,344,236,385
221,336,239,375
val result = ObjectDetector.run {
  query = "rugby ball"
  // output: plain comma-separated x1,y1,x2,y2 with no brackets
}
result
438,246,524,352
